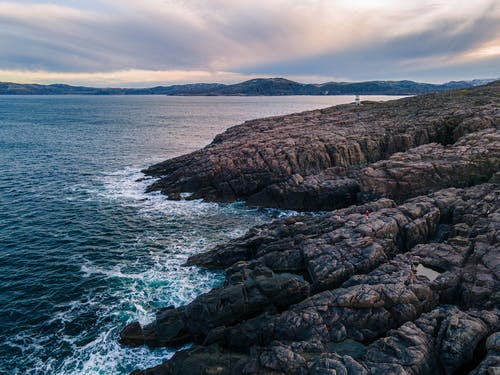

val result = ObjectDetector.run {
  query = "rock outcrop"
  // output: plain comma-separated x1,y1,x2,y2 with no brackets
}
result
121,273,310,348
360,128,499,202
122,83,499,374
130,302,498,375
144,81,499,211
123,183,499,374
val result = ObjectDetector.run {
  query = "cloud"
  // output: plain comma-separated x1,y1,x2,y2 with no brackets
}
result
0,0,498,85
234,1,500,82
0,69,261,86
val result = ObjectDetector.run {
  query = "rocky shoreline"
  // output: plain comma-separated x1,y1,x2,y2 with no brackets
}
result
122,82,499,374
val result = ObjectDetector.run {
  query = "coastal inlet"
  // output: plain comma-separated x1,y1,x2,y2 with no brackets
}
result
0,94,390,374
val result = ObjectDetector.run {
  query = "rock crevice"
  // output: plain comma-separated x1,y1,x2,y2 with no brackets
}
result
144,83,499,211
124,83,499,374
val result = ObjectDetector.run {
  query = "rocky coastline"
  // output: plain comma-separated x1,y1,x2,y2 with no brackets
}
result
122,81,499,374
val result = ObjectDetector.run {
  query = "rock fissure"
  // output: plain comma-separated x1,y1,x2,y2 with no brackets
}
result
123,83,499,375
144,84,499,211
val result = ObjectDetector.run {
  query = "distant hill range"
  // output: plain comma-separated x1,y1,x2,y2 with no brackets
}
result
0,78,496,96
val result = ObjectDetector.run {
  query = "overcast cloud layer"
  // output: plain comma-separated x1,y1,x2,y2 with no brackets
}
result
0,0,499,86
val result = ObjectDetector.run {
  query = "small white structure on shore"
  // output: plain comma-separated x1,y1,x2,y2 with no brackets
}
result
354,95,360,106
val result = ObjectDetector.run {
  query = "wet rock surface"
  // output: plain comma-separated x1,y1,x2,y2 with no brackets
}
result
123,83,499,374
121,273,310,348
123,183,499,374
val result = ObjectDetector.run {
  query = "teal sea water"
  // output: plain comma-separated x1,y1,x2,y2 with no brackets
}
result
0,95,399,374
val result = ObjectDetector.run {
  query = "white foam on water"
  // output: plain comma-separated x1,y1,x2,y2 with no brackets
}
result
41,165,298,374
36,249,220,375
99,166,215,236
54,331,179,375
78,251,224,324
95,166,298,220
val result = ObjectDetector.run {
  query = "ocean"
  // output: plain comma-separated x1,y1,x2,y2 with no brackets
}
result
0,95,400,374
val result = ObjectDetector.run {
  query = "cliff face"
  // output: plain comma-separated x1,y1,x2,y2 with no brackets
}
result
144,82,499,211
123,82,500,374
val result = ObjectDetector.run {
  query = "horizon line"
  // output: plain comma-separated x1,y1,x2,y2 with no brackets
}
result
2,76,498,90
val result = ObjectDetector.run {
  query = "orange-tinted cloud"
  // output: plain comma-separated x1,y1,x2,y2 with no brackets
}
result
0,0,498,85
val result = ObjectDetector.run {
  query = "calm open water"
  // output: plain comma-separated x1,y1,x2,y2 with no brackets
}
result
0,95,400,374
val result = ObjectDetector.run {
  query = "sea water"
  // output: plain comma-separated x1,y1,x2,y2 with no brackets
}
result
0,95,400,374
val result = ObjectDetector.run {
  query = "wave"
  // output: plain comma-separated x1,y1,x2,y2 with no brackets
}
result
7,165,296,374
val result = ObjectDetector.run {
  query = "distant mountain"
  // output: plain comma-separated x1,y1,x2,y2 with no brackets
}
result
0,78,497,96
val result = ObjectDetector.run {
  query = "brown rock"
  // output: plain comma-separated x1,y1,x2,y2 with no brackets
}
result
144,82,500,211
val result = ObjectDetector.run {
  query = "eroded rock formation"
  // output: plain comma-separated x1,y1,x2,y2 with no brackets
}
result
123,83,499,374
144,82,499,211
123,183,499,374
360,128,499,202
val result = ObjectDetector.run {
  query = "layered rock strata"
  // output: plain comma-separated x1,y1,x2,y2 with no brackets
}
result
131,307,498,375
123,183,499,374
123,83,499,374
144,82,499,211
360,128,499,202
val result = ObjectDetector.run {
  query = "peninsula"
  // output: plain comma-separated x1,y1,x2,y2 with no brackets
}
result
122,81,499,374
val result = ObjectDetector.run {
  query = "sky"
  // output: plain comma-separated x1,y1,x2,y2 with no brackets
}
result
0,0,499,86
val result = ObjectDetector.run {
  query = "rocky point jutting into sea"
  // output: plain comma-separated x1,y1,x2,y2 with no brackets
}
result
121,81,500,374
